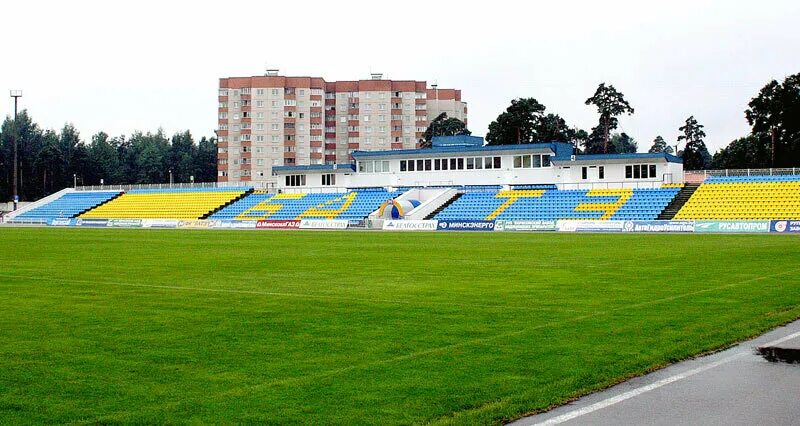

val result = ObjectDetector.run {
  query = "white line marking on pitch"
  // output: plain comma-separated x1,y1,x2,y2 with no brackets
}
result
532,329,800,426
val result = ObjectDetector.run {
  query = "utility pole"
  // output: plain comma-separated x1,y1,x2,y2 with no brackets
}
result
10,90,22,210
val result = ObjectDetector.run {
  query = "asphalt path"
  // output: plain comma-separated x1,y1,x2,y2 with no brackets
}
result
511,319,800,426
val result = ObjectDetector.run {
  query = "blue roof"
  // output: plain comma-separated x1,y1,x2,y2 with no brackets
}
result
272,164,356,174
352,142,572,159
431,135,484,148
551,152,683,164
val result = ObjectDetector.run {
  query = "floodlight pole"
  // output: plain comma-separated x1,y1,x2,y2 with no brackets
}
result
10,90,22,210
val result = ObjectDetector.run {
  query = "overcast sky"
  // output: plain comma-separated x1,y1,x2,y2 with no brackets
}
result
1,0,798,152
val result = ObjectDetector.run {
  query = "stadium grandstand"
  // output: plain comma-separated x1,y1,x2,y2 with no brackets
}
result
3,137,800,229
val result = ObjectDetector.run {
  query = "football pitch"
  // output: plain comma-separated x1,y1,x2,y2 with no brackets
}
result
0,228,798,424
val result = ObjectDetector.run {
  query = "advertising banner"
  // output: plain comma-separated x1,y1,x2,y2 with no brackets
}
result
142,219,179,229
348,219,368,229
621,220,695,233
556,220,625,232
382,220,438,231
299,219,349,229
107,219,143,228
694,221,770,233
177,220,212,229
770,220,800,234
256,220,301,229
75,218,108,227
211,220,257,229
495,220,556,232
437,220,495,231
49,218,74,226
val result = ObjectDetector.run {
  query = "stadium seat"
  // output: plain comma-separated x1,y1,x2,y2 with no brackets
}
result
434,187,681,221
674,175,800,220
12,191,121,223
210,188,405,221
79,187,251,220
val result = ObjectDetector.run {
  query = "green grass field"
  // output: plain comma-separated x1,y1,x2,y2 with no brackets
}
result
0,228,798,424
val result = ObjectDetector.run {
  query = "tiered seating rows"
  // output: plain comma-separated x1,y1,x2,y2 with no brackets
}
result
675,175,800,220
13,191,121,222
435,188,680,221
211,189,403,221
79,187,251,220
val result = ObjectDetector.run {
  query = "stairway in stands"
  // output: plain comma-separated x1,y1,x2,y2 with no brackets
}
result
424,193,463,220
657,183,700,220
201,188,255,219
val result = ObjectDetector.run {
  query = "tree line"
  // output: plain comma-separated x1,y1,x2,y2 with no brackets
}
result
432,73,800,171
2,73,797,202
0,111,217,202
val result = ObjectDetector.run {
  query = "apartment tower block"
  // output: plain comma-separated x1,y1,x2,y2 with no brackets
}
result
217,71,467,184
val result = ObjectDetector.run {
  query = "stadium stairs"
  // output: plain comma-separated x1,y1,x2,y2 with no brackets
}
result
201,188,255,219
424,193,463,220
657,183,699,220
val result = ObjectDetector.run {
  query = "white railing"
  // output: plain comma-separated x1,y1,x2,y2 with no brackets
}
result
557,181,669,190
280,186,349,194
685,168,800,182
75,181,275,192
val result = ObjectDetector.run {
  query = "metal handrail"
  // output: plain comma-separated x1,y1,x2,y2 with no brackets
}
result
685,167,800,180
557,181,668,190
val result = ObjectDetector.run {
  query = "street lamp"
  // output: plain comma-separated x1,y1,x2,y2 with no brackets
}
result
169,169,173,185
73,174,77,188
9,90,22,210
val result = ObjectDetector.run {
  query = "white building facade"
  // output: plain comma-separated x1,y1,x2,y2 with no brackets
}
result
271,143,684,192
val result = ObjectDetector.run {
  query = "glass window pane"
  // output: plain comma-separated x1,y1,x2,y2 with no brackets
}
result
466,158,474,169
514,156,522,168
434,159,441,170
400,160,407,172
532,155,540,168
542,155,551,167
457,158,464,169
425,159,431,171
634,165,641,179
417,159,424,171
493,157,501,168
408,160,415,171
625,165,632,178
450,158,457,169
485,157,492,169
649,164,656,178
475,157,482,169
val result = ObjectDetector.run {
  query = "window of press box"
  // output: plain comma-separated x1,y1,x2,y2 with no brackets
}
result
285,175,306,187
625,164,657,179
321,174,335,186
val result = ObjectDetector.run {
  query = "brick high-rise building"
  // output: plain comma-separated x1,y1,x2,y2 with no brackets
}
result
217,71,467,184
